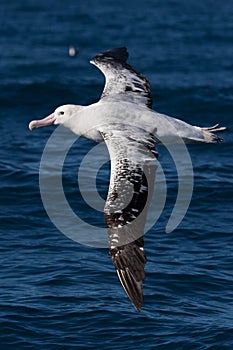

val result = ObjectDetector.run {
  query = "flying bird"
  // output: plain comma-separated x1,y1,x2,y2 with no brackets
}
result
29,47,226,311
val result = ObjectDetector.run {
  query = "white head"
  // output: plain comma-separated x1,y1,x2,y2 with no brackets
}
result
29,104,83,130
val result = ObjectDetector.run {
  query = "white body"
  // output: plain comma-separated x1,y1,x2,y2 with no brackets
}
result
57,101,221,145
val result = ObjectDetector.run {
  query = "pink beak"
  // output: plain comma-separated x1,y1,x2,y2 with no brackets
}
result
29,113,56,131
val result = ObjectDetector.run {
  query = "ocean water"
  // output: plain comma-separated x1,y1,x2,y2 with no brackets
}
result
1,0,233,349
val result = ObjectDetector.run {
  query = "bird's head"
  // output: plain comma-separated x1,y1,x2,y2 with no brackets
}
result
29,104,83,131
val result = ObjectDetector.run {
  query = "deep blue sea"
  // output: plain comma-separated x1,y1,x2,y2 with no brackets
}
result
1,0,233,349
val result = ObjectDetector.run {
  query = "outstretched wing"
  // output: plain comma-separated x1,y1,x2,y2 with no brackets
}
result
90,47,153,109
99,125,157,310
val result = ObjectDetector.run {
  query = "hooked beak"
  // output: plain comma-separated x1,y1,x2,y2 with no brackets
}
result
28,113,56,131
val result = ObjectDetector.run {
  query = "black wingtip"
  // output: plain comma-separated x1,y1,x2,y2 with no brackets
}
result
91,47,129,64
110,238,146,311
116,268,144,311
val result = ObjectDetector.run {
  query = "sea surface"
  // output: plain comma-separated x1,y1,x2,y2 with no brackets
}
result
1,0,233,349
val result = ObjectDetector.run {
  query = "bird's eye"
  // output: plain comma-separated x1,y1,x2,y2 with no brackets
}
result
59,111,65,115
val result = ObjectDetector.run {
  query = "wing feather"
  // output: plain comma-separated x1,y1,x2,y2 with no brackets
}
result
90,47,152,109
99,126,157,310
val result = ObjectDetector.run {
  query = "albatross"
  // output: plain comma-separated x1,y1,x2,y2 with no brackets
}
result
29,47,226,311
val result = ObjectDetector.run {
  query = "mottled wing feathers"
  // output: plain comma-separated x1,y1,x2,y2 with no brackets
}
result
90,47,152,109
99,126,157,310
